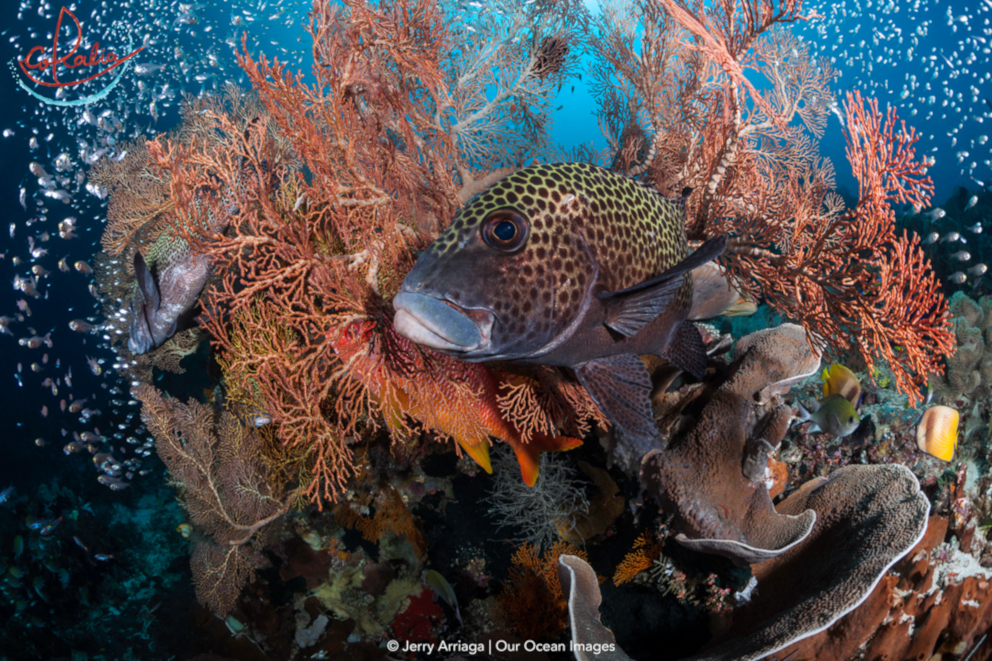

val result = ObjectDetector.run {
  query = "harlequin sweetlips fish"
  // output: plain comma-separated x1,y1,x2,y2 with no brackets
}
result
128,221,221,355
393,162,727,464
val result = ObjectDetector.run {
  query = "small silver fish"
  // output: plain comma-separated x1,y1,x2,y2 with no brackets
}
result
0,485,15,505
948,271,968,284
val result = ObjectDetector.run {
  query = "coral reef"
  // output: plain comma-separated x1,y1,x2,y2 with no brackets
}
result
76,0,973,652
496,541,588,641
136,384,292,615
589,0,953,404
766,514,992,661
931,290,992,409
485,448,590,549
702,464,930,660
642,324,821,564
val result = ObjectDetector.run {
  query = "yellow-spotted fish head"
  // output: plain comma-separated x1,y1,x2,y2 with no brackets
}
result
394,162,698,363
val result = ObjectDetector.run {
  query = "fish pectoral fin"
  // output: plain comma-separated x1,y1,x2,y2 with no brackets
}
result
575,354,659,457
133,251,161,313
512,443,542,487
601,273,684,337
662,321,707,380
599,235,728,337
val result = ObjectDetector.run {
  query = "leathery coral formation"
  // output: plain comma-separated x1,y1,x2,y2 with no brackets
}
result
930,291,992,406
559,464,931,661
760,463,992,661
561,325,941,659
698,464,930,660
640,324,822,564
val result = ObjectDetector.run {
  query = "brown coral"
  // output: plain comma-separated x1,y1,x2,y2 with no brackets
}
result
135,384,292,615
931,291,992,405
612,532,664,585
698,464,930,660
558,465,932,661
497,541,587,640
640,324,821,565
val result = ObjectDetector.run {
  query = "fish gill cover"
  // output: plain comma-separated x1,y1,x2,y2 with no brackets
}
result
3,0,992,658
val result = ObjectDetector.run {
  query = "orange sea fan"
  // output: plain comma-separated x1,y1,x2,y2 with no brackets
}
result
590,0,952,404
329,312,593,485
613,531,664,585
497,541,589,640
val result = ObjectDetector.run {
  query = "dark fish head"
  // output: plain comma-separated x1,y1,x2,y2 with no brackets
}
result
127,250,179,355
127,294,157,355
394,164,620,361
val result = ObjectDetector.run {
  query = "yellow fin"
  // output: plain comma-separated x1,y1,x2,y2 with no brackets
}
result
457,438,493,474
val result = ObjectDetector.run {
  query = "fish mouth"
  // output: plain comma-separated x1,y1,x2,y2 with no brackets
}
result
393,291,494,353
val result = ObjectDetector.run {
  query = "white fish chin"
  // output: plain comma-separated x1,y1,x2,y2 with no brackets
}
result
393,308,474,353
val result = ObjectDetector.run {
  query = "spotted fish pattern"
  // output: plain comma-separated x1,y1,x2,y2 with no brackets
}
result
394,162,726,468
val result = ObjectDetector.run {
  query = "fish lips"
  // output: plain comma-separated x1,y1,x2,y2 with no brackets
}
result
393,291,494,354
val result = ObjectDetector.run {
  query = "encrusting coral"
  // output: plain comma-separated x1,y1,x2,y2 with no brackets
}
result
641,324,821,565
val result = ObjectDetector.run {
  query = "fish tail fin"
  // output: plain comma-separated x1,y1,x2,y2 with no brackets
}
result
512,432,583,487
795,400,811,422
457,438,493,475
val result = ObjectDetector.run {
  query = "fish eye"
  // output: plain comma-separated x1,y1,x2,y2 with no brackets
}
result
481,208,528,252
849,416,855,423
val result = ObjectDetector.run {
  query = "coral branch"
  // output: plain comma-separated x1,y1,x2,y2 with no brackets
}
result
589,0,952,402
135,384,292,615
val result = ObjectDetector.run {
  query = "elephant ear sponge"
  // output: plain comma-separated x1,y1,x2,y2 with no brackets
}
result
559,465,930,661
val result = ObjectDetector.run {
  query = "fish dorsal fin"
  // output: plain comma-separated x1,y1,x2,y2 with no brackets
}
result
133,251,161,313
599,235,727,338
